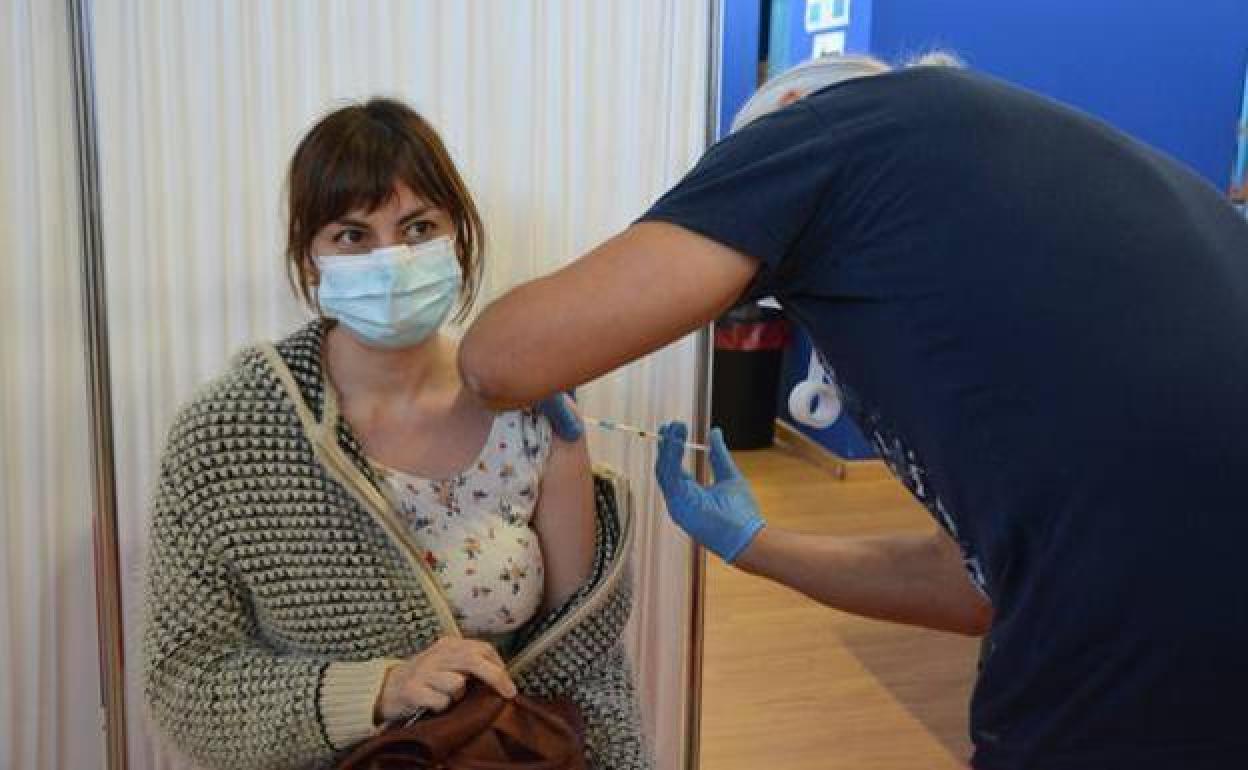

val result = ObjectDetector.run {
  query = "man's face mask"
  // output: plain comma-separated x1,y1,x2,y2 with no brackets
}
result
314,236,462,349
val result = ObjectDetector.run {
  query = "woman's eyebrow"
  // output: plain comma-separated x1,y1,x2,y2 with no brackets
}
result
397,205,432,224
333,216,372,229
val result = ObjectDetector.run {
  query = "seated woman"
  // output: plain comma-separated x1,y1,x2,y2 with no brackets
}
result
142,98,650,769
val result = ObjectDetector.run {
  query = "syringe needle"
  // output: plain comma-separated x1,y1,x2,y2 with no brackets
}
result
583,417,711,452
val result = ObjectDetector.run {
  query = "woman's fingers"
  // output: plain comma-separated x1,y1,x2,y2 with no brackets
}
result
426,670,468,700
466,659,517,699
466,639,507,668
404,684,452,713
388,637,517,719
452,648,517,699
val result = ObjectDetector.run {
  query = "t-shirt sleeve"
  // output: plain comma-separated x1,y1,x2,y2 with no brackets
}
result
639,100,833,288
520,408,555,472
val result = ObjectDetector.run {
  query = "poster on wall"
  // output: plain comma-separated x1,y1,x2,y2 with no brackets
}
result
812,29,847,58
805,0,851,33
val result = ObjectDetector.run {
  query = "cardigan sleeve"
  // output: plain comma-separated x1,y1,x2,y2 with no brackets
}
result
565,643,655,769
141,430,392,768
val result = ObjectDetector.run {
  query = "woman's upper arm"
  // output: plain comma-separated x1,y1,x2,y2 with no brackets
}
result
532,427,597,612
459,221,759,408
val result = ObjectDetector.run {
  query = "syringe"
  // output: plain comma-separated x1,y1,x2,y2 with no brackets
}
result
583,417,711,453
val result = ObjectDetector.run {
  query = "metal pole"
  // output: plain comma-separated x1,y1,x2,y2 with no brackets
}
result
1232,57,1247,216
66,0,129,767
685,2,724,768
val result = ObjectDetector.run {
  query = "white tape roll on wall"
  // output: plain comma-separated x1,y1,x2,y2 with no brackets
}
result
788,349,842,429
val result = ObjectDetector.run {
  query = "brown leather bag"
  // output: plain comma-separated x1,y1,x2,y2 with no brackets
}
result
337,684,587,770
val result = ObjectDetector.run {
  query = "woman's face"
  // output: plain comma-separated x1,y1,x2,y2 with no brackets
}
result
309,181,455,258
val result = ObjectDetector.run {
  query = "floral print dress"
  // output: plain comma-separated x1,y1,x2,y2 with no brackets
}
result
371,410,553,636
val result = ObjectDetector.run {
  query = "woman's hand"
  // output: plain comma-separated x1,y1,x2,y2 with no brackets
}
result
374,637,517,723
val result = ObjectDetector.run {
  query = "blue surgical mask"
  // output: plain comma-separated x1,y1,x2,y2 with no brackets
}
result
314,236,462,349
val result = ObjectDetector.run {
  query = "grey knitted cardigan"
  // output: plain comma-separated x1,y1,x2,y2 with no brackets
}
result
142,321,652,769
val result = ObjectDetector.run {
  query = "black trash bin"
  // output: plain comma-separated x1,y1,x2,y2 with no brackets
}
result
711,303,790,450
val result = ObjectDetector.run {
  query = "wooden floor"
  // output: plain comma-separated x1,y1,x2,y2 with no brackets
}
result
699,447,980,770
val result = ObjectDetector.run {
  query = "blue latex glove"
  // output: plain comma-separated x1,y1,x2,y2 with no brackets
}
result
537,392,584,442
655,422,765,563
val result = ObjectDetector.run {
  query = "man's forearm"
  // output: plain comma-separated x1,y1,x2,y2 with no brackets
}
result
736,527,993,636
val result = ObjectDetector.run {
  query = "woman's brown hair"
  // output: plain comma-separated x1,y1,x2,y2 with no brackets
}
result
285,97,484,321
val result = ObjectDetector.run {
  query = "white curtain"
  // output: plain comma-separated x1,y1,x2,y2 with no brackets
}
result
0,1,105,769
91,2,710,768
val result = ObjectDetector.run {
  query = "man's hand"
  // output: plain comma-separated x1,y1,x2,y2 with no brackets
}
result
536,392,583,442
655,422,766,563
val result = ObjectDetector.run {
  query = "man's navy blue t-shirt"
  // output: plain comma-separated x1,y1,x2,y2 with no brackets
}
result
643,67,1248,769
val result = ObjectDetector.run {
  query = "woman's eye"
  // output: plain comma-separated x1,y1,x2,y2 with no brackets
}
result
403,221,434,241
333,228,365,246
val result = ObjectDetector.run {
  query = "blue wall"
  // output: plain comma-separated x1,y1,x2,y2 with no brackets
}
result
721,0,765,136
766,0,880,458
740,0,1248,460
871,0,1248,187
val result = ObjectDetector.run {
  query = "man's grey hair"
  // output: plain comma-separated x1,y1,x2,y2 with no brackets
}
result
730,51,964,133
